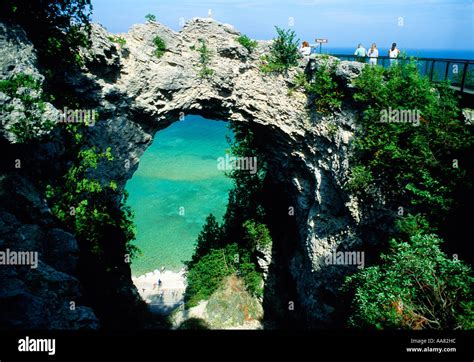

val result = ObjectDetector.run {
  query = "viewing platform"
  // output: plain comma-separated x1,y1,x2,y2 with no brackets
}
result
328,54,474,96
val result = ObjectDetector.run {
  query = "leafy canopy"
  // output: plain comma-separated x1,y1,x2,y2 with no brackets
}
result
145,13,156,22
344,233,473,330
237,34,258,53
0,0,93,68
343,57,473,330
261,27,300,73
184,122,270,306
347,58,473,229
0,73,55,143
153,36,166,58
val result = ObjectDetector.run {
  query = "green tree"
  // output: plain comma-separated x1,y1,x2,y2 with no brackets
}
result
45,146,139,264
342,56,473,331
185,244,238,307
344,233,473,330
145,13,156,22
188,214,224,268
193,39,214,78
242,219,272,250
108,35,126,47
185,122,272,305
261,27,299,73
306,57,343,114
153,36,166,58
349,58,473,229
222,123,267,244
238,251,264,299
0,73,55,143
237,34,258,53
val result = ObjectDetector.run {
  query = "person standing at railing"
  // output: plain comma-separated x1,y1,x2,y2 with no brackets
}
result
367,43,379,65
388,42,401,65
354,43,367,62
299,41,311,56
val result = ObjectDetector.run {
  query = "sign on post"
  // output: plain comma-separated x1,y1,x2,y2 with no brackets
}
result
315,38,328,54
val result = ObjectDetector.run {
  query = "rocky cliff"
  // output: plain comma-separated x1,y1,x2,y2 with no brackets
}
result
0,21,99,329
0,18,389,328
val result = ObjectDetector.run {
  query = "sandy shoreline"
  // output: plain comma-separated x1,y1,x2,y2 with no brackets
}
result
132,269,186,315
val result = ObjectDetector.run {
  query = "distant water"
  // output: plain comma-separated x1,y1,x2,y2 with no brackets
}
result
318,47,474,60
126,116,233,276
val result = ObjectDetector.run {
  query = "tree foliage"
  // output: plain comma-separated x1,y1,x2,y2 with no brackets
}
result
260,27,300,73
145,13,156,22
289,56,344,114
0,0,92,69
185,243,238,307
193,39,214,78
0,73,55,142
243,219,272,250
45,146,139,265
348,58,473,229
188,214,223,268
153,36,166,58
344,233,473,330
344,57,473,330
184,122,271,306
237,34,258,53
222,123,267,244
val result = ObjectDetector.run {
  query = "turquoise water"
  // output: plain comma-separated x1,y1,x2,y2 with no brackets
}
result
126,116,233,276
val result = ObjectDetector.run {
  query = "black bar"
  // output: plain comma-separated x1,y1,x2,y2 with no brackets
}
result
430,60,435,82
1,330,473,361
445,61,450,82
460,62,468,92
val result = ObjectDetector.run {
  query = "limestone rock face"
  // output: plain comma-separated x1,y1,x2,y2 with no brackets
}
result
0,22,61,143
0,17,388,327
0,22,99,329
0,176,99,329
0,21,38,77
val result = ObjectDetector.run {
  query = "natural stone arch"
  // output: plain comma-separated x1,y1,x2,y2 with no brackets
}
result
79,18,373,326
0,17,374,327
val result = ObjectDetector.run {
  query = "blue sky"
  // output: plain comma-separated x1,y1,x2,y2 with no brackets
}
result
92,0,473,50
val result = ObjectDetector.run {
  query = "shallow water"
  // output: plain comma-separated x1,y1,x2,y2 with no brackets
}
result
126,116,233,276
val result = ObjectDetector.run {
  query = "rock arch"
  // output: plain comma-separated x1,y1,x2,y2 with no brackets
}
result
81,18,370,326
0,17,373,327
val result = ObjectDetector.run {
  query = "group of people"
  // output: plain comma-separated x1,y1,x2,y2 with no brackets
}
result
298,40,401,66
354,42,401,65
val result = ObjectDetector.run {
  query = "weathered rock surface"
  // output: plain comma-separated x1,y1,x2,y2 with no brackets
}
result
0,176,99,329
0,17,389,328
0,22,99,329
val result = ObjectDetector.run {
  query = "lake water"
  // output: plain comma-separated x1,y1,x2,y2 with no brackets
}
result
126,116,233,276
